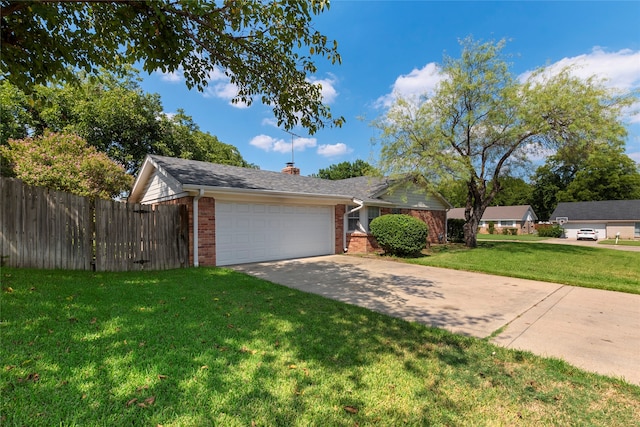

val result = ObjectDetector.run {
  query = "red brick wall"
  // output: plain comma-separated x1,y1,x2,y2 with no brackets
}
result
346,233,381,253
197,198,216,266
401,209,446,244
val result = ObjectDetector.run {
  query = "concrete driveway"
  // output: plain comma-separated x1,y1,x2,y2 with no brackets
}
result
229,255,640,385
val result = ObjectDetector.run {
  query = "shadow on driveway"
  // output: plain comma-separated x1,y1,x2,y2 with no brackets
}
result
228,255,560,338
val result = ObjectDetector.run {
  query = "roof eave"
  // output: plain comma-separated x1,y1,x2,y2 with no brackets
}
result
182,184,355,204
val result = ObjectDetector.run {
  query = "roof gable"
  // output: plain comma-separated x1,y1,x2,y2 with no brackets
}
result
550,200,640,221
130,155,448,209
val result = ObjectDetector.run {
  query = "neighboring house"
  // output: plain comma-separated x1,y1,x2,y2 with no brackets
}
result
129,155,451,266
448,205,538,235
550,200,640,239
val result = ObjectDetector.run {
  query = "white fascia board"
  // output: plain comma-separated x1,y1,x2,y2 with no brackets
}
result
182,184,353,205
129,156,156,203
129,155,184,204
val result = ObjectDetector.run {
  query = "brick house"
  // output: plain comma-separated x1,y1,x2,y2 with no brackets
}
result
129,155,451,266
448,205,538,235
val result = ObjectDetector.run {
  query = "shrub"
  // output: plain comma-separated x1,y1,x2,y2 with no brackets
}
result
488,221,496,234
537,225,564,238
447,218,465,243
370,214,428,256
509,228,518,236
502,228,509,235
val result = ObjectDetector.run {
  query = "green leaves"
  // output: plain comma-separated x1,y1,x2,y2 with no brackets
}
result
1,0,344,134
1,72,256,173
375,36,634,247
1,131,133,199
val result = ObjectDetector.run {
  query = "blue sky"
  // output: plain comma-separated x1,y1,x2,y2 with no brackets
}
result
138,1,640,176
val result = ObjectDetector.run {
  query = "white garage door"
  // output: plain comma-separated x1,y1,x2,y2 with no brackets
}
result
563,223,606,239
215,202,334,266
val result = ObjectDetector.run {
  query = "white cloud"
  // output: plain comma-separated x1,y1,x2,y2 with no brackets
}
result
376,63,444,108
194,67,251,108
317,142,353,157
250,134,317,153
309,75,339,104
159,70,183,83
628,151,640,164
249,134,277,151
520,47,640,90
520,47,640,124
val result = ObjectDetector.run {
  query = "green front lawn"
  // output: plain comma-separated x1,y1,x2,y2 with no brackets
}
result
599,239,640,247
412,242,640,294
2,267,639,426
476,234,550,241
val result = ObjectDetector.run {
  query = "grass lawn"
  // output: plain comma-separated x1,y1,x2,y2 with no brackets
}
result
410,242,640,294
477,234,550,242
2,267,639,426
599,239,640,247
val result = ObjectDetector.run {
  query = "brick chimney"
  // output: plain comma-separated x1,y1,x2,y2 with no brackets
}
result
281,162,300,175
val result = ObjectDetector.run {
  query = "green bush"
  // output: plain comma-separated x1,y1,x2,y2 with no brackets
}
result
488,221,496,234
447,218,465,243
537,225,564,237
502,228,509,235
370,214,428,256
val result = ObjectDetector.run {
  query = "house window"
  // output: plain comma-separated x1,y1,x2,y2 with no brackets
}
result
368,207,380,230
347,205,360,232
500,220,515,227
635,222,640,238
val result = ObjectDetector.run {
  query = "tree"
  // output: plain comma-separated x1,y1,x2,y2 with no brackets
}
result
0,132,133,199
436,179,467,208
489,176,533,207
530,142,640,219
157,110,258,169
558,145,640,202
1,0,344,134
0,72,255,172
312,159,374,180
530,160,570,221
374,37,632,247
437,176,533,208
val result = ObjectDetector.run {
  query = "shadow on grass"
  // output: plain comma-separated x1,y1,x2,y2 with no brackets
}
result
231,258,506,335
1,267,487,426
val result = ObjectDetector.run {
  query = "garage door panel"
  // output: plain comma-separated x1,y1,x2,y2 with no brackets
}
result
563,223,606,239
215,201,334,266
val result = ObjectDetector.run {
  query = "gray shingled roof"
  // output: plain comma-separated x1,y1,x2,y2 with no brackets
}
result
448,205,537,221
149,155,391,203
550,200,640,221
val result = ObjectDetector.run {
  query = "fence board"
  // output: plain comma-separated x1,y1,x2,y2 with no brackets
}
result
1,177,188,271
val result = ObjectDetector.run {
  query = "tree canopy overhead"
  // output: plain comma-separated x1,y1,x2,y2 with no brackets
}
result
375,37,634,247
1,0,344,134
0,70,256,173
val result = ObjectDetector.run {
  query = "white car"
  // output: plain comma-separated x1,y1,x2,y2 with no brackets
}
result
576,228,598,241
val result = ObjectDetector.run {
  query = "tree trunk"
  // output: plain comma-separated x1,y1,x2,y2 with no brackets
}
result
463,215,479,248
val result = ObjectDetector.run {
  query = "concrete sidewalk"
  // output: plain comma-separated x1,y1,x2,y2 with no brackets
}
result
229,255,640,385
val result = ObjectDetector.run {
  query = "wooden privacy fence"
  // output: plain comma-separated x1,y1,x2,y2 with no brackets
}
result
1,177,189,271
